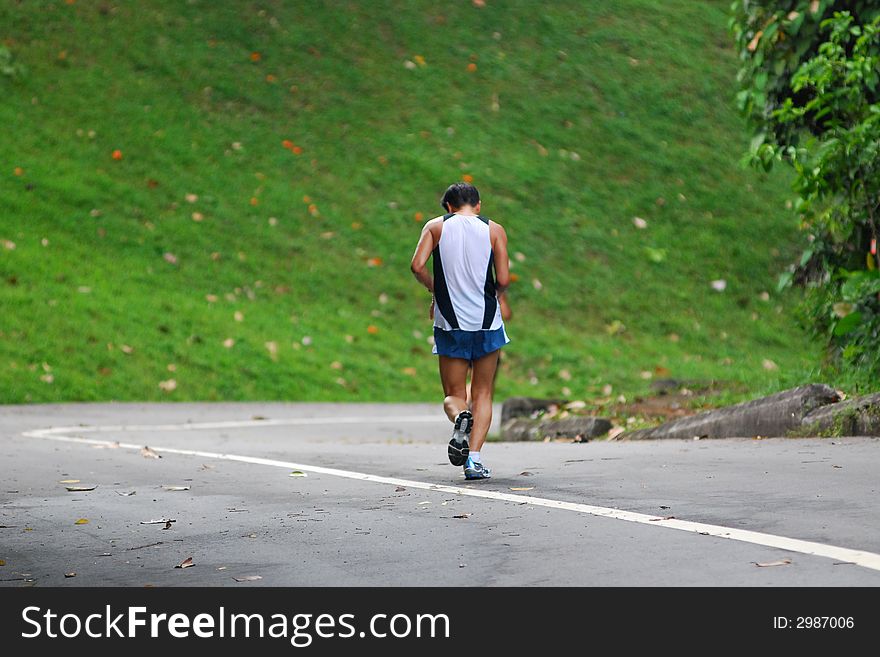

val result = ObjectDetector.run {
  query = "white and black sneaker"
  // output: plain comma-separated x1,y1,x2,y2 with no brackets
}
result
448,410,472,466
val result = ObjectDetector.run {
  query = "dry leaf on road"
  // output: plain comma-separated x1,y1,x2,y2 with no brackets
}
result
755,559,792,568
74,518,89,525
175,557,194,569
65,485,97,492
141,446,162,459
289,471,307,477
140,519,176,525
509,487,534,491
64,572,76,578
233,575,262,582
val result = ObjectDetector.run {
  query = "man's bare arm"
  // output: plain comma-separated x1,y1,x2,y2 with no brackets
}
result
410,219,439,293
490,222,510,295
499,291,512,321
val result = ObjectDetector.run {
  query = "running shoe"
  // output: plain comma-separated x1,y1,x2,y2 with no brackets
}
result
447,410,472,466
464,456,491,480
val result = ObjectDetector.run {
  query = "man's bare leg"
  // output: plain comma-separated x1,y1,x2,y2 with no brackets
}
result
439,355,473,466
439,356,470,422
468,350,500,453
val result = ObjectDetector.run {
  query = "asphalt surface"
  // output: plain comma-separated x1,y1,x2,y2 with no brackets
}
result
2,402,879,586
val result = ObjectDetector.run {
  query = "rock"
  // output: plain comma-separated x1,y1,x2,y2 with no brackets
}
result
502,416,612,442
501,397,567,424
621,384,840,440
539,417,613,441
797,392,880,437
501,418,542,442
649,378,718,395
649,379,684,395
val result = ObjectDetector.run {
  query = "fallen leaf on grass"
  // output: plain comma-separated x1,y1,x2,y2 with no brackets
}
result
158,379,177,392
509,487,534,491
175,557,194,569
65,485,96,492
64,572,76,578
74,518,89,525
141,446,162,459
233,575,262,582
289,471,307,477
755,559,791,568
162,485,191,491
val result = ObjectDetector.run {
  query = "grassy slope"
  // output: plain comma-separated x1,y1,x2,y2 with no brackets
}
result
0,0,824,405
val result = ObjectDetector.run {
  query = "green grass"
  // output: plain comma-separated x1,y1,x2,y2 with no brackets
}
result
0,0,831,404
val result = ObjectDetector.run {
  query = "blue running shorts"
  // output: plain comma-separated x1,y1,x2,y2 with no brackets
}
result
432,326,510,361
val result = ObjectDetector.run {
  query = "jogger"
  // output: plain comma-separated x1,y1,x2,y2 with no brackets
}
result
410,182,511,479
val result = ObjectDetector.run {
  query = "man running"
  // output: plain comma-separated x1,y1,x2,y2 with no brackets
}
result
410,182,510,480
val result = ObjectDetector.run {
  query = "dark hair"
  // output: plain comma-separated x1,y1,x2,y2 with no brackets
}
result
440,182,480,212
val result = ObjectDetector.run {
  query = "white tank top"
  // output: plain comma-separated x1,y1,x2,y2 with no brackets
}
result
432,213,504,332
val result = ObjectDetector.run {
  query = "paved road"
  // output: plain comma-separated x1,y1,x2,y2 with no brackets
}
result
2,402,879,586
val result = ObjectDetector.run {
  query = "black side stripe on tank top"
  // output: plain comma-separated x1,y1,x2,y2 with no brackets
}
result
432,246,459,329
482,250,498,329
479,215,496,328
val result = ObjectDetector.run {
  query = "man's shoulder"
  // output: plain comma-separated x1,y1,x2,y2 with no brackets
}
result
487,219,507,236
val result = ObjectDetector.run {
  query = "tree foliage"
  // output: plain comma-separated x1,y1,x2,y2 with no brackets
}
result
731,1,880,382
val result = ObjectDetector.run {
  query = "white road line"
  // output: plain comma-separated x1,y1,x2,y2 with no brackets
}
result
21,419,880,573
29,415,441,434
